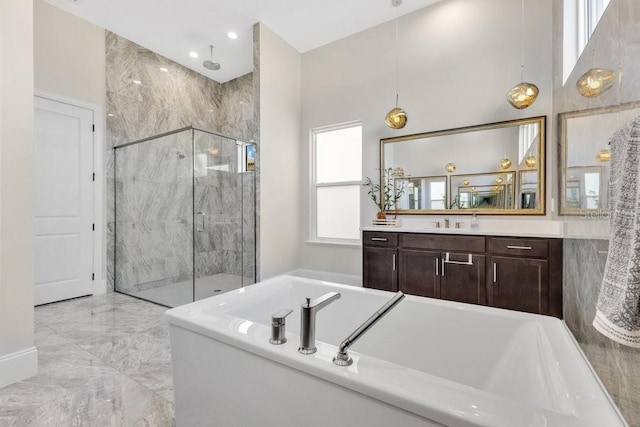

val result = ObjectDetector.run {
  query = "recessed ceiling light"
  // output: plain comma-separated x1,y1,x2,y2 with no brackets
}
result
132,80,142,85
189,51,199,58
159,67,168,72
227,31,238,40
107,113,115,117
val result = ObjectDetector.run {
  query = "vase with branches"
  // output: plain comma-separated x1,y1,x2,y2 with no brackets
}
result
363,168,406,219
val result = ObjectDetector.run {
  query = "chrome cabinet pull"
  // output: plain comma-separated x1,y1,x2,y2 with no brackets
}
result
196,211,206,232
441,257,445,277
493,262,497,283
443,252,473,266
506,245,532,250
392,254,396,271
371,237,388,242
435,258,439,276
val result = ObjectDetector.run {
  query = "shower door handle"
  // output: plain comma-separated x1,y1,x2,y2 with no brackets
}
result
196,211,206,232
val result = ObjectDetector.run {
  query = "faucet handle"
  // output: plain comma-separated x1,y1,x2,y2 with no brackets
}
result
272,309,293,325
270,309,293,345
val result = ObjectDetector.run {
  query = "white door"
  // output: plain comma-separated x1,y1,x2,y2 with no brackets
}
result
34,96,94,305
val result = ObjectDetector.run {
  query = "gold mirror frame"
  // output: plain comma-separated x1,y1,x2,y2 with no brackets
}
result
559,102,640,216
380,116,546,215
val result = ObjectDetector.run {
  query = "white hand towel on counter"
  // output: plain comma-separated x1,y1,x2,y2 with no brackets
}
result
593,115,640,347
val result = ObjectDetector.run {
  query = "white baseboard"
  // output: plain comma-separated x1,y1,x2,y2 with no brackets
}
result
93,279,107,295
0,346,38,388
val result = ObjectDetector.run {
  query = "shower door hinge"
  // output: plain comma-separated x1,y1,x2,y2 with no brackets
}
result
92,273,94,281
92,124,95,132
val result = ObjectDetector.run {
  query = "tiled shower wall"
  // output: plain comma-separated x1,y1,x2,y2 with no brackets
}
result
554,1,640,425
563,239,640,425
106,31,258,292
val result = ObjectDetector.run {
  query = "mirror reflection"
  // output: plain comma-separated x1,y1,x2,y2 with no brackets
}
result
381,116,545,215
450,172,515,209
559,102,640,215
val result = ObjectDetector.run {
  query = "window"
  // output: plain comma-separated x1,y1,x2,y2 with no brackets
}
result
310,123,362,244
563,0,611,83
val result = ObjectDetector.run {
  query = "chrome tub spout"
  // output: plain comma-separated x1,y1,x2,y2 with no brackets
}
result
298,292,341,355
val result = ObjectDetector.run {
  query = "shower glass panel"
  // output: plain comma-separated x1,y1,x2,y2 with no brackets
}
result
114,127,255,308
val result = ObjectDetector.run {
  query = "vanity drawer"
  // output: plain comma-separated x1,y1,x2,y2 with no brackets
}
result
363,232,398,247
400,234,485,253
490,237,548,258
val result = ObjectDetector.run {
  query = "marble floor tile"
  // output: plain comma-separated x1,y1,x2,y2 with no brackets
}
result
0,294,176,426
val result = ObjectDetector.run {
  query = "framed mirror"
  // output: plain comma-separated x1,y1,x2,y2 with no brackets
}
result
559,102,640,215
381,116,545,215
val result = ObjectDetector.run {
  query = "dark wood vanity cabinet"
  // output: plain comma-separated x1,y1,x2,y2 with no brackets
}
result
362,232,398,292
398,234,486,305
488,237,563,318
363,231,562,318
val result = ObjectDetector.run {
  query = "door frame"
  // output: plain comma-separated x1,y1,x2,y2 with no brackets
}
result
34,90,106,296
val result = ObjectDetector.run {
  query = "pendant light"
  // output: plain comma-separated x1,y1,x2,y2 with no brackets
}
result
499,157,512,170
524,155,537,168
576,68,616,97
507,0,538,109
596,148,611,162
445,162,456,173
385,0,408,129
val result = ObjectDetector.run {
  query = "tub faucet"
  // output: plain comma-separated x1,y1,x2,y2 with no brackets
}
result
298,292,341,355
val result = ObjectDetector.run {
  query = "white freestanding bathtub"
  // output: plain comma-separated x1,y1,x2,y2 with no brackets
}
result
166,275,626,427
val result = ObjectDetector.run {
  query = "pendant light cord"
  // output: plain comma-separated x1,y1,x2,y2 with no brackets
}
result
520,0,525,81
394,3,399,108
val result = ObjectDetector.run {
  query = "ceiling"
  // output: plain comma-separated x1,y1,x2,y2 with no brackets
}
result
43,0,443,83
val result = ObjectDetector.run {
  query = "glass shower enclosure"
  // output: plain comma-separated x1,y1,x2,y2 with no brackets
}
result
114,127,255,307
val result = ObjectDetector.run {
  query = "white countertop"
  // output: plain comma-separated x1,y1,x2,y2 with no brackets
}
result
362,217,566,238
361,226,564,238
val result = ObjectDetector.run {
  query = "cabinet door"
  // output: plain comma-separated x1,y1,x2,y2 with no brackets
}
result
399,250,440,298
440,253,486,305
490,256,548,315
363,247,398,292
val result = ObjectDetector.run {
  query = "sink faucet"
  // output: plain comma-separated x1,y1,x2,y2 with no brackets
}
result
298,292,341,355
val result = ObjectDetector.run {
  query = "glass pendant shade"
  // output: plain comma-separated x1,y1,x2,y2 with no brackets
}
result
524,155,537,168
596,149,611,162
576,68,616,98
499,157,512,170
445,162,456,173
507,82,539,109
385,107,407,129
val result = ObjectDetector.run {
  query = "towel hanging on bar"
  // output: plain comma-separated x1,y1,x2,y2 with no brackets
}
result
593,115,640,347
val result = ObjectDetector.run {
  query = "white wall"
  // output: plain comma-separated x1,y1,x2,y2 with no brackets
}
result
34,0,106,107
259,24,302,279
300,0,553,276
0,0,37,387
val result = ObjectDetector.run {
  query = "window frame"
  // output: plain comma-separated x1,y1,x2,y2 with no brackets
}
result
563,0,611,84
309,121,362,246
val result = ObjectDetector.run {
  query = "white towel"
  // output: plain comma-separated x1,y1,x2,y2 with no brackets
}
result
593,115,640,347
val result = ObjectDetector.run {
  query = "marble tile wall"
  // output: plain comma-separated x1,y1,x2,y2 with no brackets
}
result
106,31,258,295
564,239,640,426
